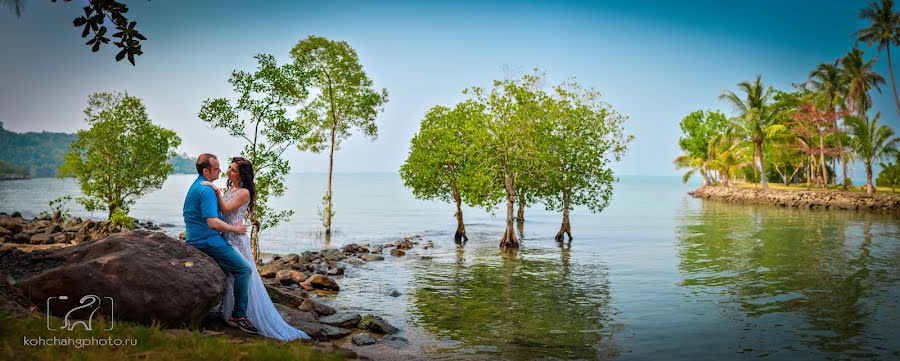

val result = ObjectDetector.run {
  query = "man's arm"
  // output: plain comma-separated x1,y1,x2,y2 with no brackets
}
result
207,217,247,234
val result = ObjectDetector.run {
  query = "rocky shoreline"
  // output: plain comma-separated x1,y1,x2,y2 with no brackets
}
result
689,185,900,212
0,211,431,360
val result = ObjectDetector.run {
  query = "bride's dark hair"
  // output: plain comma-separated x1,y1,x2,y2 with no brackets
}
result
227,156,257,212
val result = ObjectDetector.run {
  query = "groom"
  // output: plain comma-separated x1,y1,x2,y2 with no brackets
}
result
183,153,259,334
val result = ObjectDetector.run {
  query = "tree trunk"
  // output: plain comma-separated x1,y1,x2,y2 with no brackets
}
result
499,173,519,249
887,46,900,119
866,163,874,195
818,136,827,189
787,166,800,187
757,141,768,191
452,188,467,243
554,192,572,242
701,166,711,186
516,197,525,223
841,145,850,191
324,129,335,235
806,158,812,190
250,212,261,264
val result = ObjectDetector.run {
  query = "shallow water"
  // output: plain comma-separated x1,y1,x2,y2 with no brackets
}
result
1,174,898,360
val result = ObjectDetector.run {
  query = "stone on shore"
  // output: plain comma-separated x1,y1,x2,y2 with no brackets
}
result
273,303,327,341
319,312,361,328
689,185,900,212
358,314,399,334
389,248,405,257
361,254,384,262
297,298,336,316
351,333,377,346
301,274,340,292
264,283,308,308
7,230,225,326
322,324,352,339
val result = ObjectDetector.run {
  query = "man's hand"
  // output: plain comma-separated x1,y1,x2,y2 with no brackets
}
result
207,217,246,234
232,220,248,234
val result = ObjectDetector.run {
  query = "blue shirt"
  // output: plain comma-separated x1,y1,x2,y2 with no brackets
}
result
182,176,227,247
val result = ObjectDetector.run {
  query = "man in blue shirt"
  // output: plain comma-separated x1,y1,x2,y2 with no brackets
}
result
183,153,258,334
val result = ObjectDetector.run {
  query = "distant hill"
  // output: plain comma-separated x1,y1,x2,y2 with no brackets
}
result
0,122,196,178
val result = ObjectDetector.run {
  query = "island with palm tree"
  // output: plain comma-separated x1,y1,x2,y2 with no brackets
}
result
675,0,900,211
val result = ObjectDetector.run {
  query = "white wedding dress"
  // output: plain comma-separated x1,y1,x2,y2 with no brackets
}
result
220,188,310,341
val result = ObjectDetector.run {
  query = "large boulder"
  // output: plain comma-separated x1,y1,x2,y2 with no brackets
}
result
10,230,225,327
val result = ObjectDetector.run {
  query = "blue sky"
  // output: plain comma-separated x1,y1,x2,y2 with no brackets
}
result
1,0,893,178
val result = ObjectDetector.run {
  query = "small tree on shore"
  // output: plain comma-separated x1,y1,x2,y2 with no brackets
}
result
199,54,311,262
466,73,547,250
290,35,389,236
60,91,181,219
674,110,729,186
400,101,497,243
539,81,632,242
845,113,900,194
877,159,900,192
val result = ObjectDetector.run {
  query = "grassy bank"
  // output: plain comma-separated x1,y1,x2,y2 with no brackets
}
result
0,310,347,361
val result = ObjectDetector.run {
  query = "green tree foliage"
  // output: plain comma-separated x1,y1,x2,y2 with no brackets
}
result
538,81,632,242
674,110,729,185
842,47,885,116
290,35,389,236
845,113,900,194
856,0,900,116
0,122,191,177
400,101,497,243
199,53,311,262
464,73,548,249
877,159,900,191
719,75,785,191
0,122,77,177
60,92,181,218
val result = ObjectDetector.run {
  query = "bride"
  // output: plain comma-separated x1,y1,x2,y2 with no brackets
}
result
203,156,310,342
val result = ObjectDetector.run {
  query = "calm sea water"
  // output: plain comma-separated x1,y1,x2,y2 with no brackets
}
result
1,174,898,360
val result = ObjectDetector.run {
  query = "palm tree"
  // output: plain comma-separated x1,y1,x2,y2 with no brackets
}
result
809,61,852,189
674,153,711,186
845,113,900,194
841,47,886,117
719,75,782,191
856,0,900,116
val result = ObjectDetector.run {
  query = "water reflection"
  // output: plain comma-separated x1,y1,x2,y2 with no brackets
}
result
410,243,618,360
676,201,900,359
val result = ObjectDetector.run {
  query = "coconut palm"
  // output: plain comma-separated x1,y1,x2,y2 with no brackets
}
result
719,75,783,190
856,0,900,116
845,113,900,194
841,47,886,116
809,61,852,189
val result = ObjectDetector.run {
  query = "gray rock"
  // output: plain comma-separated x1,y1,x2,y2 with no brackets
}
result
273,303,327,341
351,333,377,346
319,312,361,328
297,298,336,316
358,314,399,334
322,324,351,339
361,254,384,262
381,335,410,349
347,257,365,266
388,290,402,297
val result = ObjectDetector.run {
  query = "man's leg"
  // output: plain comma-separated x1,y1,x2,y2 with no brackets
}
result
195,243,252,318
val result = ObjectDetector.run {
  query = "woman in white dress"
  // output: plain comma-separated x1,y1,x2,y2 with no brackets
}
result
203,156,310,342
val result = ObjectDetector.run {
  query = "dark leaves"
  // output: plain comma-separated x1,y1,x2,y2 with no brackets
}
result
59,0,147,65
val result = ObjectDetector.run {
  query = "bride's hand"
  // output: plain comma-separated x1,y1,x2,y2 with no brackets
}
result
201,181,220,193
